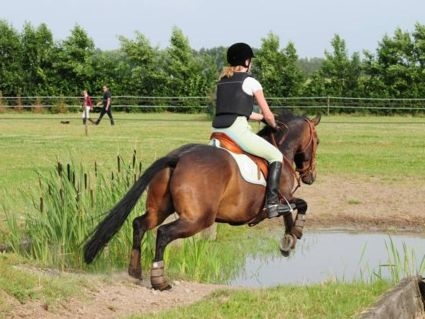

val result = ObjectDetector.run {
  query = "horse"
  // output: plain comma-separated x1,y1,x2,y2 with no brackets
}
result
84,110,321,290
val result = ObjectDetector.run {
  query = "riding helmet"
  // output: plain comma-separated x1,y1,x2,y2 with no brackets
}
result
226,42,255,67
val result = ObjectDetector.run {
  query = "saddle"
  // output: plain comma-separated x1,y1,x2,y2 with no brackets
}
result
209,132,269,179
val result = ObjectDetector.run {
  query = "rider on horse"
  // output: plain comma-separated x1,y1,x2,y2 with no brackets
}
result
212,42,289,219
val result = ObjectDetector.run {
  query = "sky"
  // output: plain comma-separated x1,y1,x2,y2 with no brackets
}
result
1,0,424,58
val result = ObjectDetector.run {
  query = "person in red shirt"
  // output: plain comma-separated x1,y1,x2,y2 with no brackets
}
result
82,90,94,125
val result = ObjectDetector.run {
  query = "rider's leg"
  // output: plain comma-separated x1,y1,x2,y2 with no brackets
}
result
266,161,289,218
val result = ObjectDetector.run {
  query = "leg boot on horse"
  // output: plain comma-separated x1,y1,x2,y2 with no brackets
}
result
266,161,292,218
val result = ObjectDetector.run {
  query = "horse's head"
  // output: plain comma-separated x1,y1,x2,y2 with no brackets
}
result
258,110,321,185
291,114,320,184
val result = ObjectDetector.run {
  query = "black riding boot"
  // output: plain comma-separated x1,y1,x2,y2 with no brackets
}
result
82,118,87,125
266,161,290,218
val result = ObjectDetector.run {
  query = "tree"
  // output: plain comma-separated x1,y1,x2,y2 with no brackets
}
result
254,33,304,98
20,22,56,95
119,32,163,96
54,25,96,94
90,50,126,96
0,20,22,96
373,28,416,97
411,23,425,96
162,27,213,98
305,34,361,97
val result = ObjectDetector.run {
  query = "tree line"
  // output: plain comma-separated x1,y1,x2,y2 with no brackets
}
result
1,20,425,104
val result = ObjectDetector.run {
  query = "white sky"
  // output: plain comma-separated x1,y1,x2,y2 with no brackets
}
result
1,0,424,58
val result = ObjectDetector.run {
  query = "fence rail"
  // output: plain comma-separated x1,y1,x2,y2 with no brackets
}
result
1,96,425,114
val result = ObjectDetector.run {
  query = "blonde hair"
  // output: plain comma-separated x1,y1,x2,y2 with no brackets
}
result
219,65,246,80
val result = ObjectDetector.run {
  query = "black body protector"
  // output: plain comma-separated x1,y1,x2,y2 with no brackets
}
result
213,72,254,128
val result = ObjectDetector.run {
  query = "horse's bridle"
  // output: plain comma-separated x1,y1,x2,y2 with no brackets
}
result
270,118,317,193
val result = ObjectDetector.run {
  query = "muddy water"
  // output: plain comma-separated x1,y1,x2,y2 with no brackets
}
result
229,231,425,287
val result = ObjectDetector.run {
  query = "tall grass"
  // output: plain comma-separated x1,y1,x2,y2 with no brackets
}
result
4,150,150,271
374,236,425,283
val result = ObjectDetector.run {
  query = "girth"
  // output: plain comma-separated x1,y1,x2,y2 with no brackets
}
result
210,132,269,178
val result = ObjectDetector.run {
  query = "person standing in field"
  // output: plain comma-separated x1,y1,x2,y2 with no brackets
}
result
81,90,94,125
95,85,114,125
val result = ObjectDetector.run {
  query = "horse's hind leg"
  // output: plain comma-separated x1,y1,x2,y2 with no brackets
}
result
128,168,174,280
150,218,205,290
128,214,149,279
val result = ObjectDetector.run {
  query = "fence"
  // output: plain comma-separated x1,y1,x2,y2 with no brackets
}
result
0,96,425,115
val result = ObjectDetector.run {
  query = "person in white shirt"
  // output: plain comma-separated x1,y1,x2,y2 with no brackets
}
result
212,42,287,219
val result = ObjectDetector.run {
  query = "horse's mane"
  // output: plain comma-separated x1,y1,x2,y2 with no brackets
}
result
275,109,300,123
257,109,305,137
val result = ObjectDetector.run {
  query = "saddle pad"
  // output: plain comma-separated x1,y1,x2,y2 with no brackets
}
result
210,139,266,186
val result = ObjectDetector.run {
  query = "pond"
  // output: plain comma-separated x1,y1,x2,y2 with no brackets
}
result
229,231,425,287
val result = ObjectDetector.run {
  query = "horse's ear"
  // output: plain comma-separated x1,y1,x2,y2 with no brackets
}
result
311,114,321,126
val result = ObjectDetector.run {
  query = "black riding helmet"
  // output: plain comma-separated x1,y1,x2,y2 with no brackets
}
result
227,42,255,67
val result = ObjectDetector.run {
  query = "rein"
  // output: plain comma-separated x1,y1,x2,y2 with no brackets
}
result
294,119,315,178
270,118,316,194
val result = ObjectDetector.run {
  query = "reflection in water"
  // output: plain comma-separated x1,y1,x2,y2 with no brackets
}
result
229,231,425,287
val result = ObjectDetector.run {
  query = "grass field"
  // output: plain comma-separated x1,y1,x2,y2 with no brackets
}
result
1,112,424,210
1,112,424,318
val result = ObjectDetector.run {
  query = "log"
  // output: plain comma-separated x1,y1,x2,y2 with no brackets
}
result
358,276,425,319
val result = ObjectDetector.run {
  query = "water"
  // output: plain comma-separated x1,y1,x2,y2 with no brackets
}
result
229,231,425,287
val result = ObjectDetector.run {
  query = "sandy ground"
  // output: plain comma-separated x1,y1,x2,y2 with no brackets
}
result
4,175,425,318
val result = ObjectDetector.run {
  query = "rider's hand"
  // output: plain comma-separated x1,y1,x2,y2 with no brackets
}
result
271,125,280,133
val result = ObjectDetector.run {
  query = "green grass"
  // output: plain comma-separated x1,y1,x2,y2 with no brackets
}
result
132,280,390,319
1,112,424,206
0,112,210,211
0,253,83,313
316,115,425,177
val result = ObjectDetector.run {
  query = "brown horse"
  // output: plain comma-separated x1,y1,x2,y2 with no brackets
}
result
84,110,321,290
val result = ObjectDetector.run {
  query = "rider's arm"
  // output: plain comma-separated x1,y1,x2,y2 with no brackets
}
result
253,89,276,128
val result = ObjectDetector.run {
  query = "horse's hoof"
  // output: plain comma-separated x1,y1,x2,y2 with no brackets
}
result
150,260,171,291
152,282,172,291
128,267,142,280
279,233,296,256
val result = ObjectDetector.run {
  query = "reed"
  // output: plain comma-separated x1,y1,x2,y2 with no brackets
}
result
373,236,425,283
165,235,245,283
3,151,150,271
355,235,425,284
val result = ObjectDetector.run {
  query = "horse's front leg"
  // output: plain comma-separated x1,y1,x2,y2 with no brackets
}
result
279,198,307,256
128,215,146,279
290,197,308,239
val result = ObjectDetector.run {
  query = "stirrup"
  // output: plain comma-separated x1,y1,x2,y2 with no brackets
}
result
266,203,293,219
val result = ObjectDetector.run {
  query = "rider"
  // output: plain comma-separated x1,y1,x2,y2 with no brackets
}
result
212,42,289,219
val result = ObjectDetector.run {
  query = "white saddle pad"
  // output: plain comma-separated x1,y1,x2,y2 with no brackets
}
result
209,139,266,186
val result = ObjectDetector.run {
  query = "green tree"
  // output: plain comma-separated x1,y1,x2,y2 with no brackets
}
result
90,50,126,96
20,22,56,95
358,50,388,98
411,23,425,96
372,28,417,97
0,20,22,96
162,27,212,97
54,25,96,94
297,57,323,76
119,32,164,96
318,34,361,97
254,33,303,98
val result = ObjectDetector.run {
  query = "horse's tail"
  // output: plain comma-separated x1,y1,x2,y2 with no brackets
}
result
83,154,179,264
